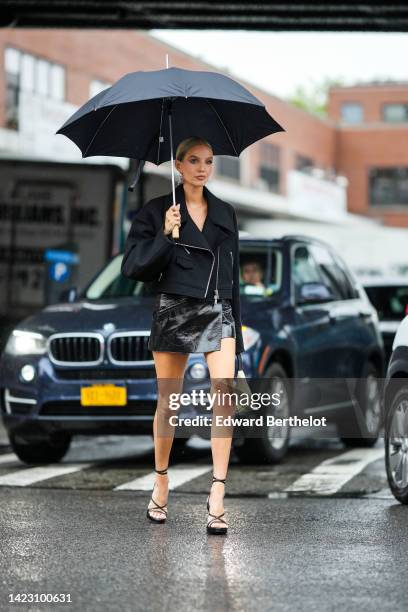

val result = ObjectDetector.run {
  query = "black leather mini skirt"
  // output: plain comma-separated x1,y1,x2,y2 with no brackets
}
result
148,292,236,353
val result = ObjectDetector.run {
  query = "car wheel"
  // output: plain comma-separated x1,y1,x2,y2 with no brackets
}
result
9,432,72,464
385,386,408,504
234,362,291,464
339,361,382,448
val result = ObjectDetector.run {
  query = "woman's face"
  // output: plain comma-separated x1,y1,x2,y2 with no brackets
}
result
176,144,213,187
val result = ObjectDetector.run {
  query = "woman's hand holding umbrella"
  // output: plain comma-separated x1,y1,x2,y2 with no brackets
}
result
163,203,181,239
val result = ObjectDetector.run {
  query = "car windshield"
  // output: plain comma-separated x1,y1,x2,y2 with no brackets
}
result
82,246,283,301
364,284,408,321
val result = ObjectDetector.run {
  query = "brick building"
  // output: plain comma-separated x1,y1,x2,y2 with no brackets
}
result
1,29,406,229
328,83,408,227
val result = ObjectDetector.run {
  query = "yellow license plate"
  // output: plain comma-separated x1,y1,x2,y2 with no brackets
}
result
80,384,127,406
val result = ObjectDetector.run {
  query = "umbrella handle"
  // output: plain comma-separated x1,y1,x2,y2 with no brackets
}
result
172,224,179,239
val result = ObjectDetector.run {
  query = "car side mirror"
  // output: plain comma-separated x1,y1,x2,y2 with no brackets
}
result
297,282,334,304
59,286,78,303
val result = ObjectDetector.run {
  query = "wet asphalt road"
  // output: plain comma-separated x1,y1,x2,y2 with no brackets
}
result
0,429,406,612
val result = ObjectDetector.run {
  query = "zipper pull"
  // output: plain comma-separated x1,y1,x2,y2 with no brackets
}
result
214,247,220,305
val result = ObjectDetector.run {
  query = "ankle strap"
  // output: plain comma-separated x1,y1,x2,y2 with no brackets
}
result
155,467,168,475
212,475,226,484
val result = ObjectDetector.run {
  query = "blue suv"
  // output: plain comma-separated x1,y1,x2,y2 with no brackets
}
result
0,235,385,465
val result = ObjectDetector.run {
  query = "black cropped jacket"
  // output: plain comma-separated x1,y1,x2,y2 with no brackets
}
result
120,183,245,356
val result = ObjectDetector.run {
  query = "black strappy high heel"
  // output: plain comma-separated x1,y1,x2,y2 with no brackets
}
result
206,474,228,535
146,467,169,523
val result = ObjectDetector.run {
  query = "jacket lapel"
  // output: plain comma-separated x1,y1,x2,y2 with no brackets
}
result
164,183,234,250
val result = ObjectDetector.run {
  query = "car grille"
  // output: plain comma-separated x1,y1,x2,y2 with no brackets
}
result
47,332,154,366
48,333,103,365
39,400,156,417
108,332,153,364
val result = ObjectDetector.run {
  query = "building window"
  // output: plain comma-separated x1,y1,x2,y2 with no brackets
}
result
340,102,364,124
21,53,35,91
37,59,49,96
258,142,280,192
216,156,240,181
5,48,20,130
383,103,408,123
296,154,314,172
90,79,111,98
369,167,408,206
50,64,65,100
4,47,66,130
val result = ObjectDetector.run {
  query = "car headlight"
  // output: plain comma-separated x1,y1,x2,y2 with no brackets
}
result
241,326,260,351
4,330,47,356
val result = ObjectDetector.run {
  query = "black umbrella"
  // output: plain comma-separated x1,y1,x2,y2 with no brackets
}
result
56,66,285,237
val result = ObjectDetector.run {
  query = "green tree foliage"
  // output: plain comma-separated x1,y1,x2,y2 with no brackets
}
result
287,76,347,117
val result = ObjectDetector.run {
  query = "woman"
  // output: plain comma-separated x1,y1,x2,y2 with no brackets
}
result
121,136,244,535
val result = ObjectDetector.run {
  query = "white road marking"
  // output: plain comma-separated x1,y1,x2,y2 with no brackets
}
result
114,464,213,491
0,453,18,465
267,491,289,499
0,463,93,487
280,448,385,496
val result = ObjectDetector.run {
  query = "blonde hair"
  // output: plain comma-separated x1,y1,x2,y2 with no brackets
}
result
175,137,213,161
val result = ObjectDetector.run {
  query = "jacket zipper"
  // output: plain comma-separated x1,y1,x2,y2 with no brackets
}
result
157,242,221,304
230,250,233,287
214,246,220,305
173,242,215,299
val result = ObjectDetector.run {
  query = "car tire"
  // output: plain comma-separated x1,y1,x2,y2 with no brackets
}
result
234,362,291,464
339,361,382,448
9,432,72,464
385,386,408,504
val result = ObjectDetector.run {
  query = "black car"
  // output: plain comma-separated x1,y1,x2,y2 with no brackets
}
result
0,234,385,465
362,277,408,365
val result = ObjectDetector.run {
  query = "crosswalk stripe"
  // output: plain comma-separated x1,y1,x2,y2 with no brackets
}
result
0,449,387,494
281,448,384,496
114,464,213,491
0,463,93,487
0,453,18,465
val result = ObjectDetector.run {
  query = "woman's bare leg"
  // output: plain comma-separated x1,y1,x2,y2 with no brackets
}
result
204,337,236,529
148,350,190,520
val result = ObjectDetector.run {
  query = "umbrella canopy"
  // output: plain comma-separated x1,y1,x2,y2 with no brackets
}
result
56,66,285,163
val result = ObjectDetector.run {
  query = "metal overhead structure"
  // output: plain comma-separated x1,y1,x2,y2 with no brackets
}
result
1,1,408,31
